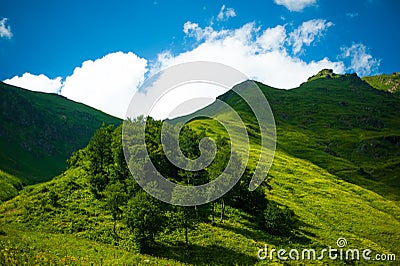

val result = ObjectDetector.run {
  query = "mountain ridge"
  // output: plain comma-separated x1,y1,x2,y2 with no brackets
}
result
0,81,121,185
184,70,400,201
1,70,399,264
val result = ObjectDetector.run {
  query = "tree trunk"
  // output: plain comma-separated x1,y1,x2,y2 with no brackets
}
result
112,215,126,240
220,198,225,222
185,225,189,248
211,201,215,225
113,217,120,240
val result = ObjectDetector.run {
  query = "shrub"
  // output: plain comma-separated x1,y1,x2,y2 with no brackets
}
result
262,202,296,236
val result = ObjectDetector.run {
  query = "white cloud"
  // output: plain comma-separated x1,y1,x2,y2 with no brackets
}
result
0,18,13,39
156,20,344,90
183,21,199,35
217,5,236,21
340,43,380,76
149,83,229,120
257,25,287,51
61,52,148,118
4,73,62,93
289,19,333,55
346,13,359,18
274,0,317,12
183,21,229,42
3,52,148,118
3,52,147,118
4,19,360,120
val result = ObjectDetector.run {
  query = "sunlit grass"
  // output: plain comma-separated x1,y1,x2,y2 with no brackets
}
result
1,74,400,264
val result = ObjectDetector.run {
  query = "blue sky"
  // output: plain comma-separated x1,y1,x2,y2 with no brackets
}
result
0,0,399,117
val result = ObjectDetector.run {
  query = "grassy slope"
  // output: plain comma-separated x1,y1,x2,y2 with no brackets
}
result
1,72,400,265
0,82,121,184
0,169,22,203
272,75,400,201
362,72,400,93
211,73,400,201
1,149,399,265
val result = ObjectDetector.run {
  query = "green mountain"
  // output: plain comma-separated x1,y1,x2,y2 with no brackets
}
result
362,72,400,93
0,71,399,265
0,81,121,185
247,71,400,199
187,70,400,201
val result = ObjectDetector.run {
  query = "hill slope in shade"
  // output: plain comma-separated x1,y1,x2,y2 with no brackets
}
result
0,70,399,264
180,70,400,201
271,72,400,200
0,169,22,203
0,81,121,184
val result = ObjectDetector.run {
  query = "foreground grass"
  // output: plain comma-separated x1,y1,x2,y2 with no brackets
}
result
1,149,399,265
268,151,400,258
0,226,183,265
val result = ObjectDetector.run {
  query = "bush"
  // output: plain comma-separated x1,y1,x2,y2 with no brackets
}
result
262,202,296,236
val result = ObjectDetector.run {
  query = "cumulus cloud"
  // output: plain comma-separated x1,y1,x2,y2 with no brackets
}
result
274,0,317,12
257,25,287,51
340,43,380,76
4,52,148,118
289,19,333,55
4,73,62,93
0,18,13,39
155,20,344,90
217,5,236,21
61,52,148,118
3,19,357,120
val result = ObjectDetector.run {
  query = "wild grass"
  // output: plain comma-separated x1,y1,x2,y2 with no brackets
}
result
1,73,400,265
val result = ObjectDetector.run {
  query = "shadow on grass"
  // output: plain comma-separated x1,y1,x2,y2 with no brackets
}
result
148,241,258,265
216,218,314,247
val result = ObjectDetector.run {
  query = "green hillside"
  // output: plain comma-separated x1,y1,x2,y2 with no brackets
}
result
1,71,399,265
362,72,400,93
0,169,22,203
0,81,121,184
210,71,400,201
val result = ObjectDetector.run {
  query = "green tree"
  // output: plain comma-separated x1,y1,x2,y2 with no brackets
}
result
110,126,131,185
171,185,199,247
262,201,296,236
48,190,59,207
66,149,87,168
86,124,114,197
205,137,232,222
225,167,269,215
104,181,127,240
124,190,165,252
87,123,114,176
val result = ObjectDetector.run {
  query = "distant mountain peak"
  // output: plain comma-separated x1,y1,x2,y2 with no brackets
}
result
307,69,339,81
307,69,363,84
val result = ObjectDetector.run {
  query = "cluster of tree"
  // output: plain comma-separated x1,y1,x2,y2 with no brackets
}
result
68,117,295,252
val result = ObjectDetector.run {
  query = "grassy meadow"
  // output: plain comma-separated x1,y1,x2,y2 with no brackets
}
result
0,71,399,265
